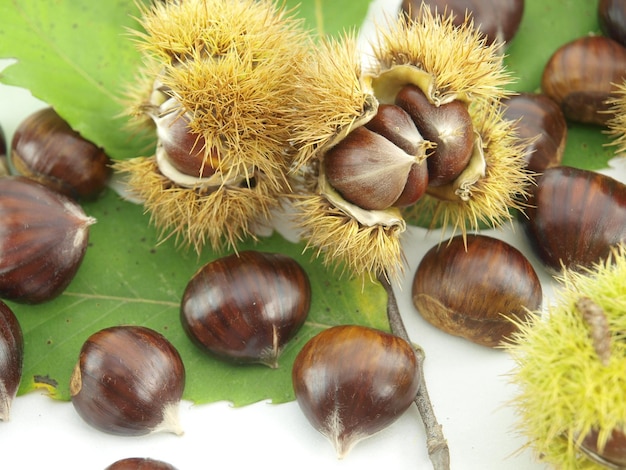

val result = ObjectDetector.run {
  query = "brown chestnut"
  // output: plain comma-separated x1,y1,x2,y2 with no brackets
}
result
292,325,420,458
0,300,23,421
523,166,626,273
401,0,525,47
0,124,7,177
324,125,428,210
70,325,185,436
395,84,474,187
412,234,542,347
11,107,112,199
599,0,626,47
0,176,96,304
105,458,178,470
180,251,311,368
500,92,567,173
541,35,626,125
580,427,626,467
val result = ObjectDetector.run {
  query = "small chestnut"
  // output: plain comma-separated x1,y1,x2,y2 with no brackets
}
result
412,234,542,347
292,325,420,458
0,124,8,177
523,166,626,272
580,428,626,467
500,92,567,173
541,35,626,125
70,325,185,436
0,176,96,304
180,251,311,368
11,107,112,199
0,300,24,421
105,458,178,470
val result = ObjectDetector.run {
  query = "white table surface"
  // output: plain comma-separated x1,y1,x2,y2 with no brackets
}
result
1,1,625,468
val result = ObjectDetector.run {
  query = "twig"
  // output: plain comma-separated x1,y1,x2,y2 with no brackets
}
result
378,272,450,470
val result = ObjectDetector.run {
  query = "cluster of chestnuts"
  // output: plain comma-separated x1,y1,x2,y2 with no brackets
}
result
2,0,626,469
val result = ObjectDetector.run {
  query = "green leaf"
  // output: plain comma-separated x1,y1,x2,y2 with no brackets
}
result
0,0,153,160
7,189,388,405
503,0,615,170
283,0,371,37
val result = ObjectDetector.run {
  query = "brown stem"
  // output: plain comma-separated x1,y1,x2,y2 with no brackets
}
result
378,273,450,470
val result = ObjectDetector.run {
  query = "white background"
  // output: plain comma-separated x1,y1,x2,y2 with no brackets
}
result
1,1,625,468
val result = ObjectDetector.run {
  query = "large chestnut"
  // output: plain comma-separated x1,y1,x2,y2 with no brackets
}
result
412,234,542,347
541,35,626,125
401,0,525,46
11,107,112,199
500,92,567,173
523,166,626,272
70,325,185,436
292,325,420,458
0,300,24,421
0,176,96,303
180,251,311,368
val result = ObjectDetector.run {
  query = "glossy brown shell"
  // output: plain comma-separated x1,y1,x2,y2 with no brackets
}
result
105,458,178,470
180,251,311,368
541,35,626,125
523,166,626,272
0,300,24,421
501,92,567,173
0,176,95,304
402,0,524,45
70,326,185,436
11,107,111,199
412,234,542,347
292,325,420,457
599,0,626,47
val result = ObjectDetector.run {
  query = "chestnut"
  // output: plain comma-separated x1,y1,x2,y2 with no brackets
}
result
395,84,474,187
11,107,112,199
0,300,24,421
412,234,542,347
500,92,567,173
599,0,626,47
401,0,525,47
105,458,178,470
70,325,185,436
523,166,626,273
580,428,626,467
292,325,420,458
180,251,311,368
541,35,626,125
0,176,96,304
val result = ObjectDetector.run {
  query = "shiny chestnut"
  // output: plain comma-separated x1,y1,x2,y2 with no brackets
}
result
541,35,626,125
292,325,420,458
523,166,626,272
500,92,567,173
105,458,178,470
0,300,24,421
412,234,542,347
11,107,112,199
70,326,185,436
599,0,626,47
180,251,311,368
402,0,525,46
0,176,96,304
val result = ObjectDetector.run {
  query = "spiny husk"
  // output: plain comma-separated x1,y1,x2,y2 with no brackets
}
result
289,34,376,171
371,6,513,104
403,103,531,236
607,79,626,156
114,157,283,253
506,245,626,469
129,0,312,185
292,193,406,282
